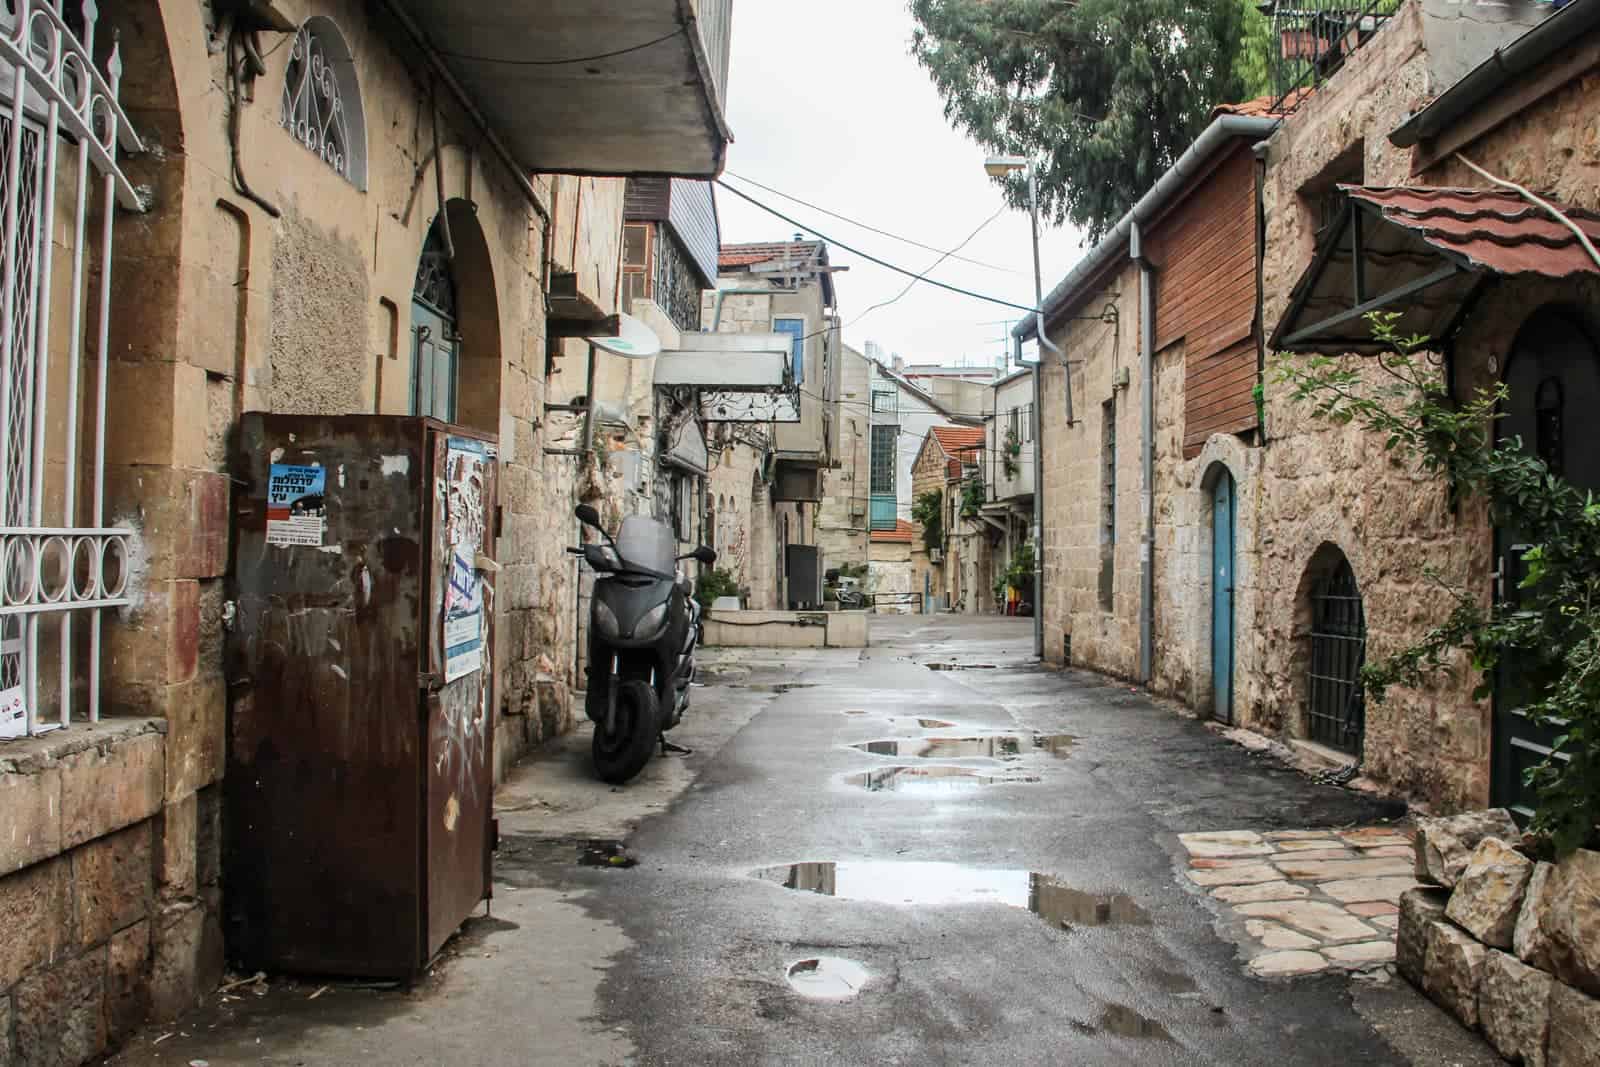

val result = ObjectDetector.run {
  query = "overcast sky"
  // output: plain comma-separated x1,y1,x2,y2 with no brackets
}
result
714,2,1085,372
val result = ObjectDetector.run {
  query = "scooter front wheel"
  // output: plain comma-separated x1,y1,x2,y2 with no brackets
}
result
592,679,659,784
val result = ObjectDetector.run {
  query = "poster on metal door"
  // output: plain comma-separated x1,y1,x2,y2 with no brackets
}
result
442,437,488,682
265,464,327,546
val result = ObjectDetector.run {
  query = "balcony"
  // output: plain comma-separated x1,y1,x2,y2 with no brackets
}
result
392,0,733,177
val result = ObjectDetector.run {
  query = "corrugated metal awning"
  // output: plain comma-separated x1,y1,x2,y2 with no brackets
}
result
1270,186,1600,354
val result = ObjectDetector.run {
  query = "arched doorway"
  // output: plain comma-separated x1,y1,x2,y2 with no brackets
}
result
410,200,502,431
411,219,458,421
1493,307,1600,818
1303,545,1366,756
1210,468,1237,723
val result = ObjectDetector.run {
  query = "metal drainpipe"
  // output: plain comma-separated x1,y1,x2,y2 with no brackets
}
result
1131,222,1155,685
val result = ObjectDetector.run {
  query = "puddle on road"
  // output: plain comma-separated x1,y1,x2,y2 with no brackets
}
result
753,861,1148,932
926,663,998,671
851,735,1074,760
785,957,870,1000
843,765,1042,794
1074,1004,1174,1042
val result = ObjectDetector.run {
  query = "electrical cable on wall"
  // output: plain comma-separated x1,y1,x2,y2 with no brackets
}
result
436,27,687,67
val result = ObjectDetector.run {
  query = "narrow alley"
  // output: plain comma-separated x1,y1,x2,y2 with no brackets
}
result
111,618,1494,1066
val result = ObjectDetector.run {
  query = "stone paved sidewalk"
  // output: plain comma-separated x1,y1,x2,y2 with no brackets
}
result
1180,826,1419,978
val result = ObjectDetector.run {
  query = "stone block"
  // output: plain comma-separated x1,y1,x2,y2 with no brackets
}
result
1516,862,1557,968
1481,950,1553,1067
0,994,10,1066
155,792,197,899
1272,856,1416,881
1236,899,1379,941
1423,919,1488,1029
148,902,205,1020
104,466,230,583
161,671,226,803
104,919,151,1045
195,785,222,888
1539,849,1600,997
0,857,71,989
58,731,164,851
1414,808,1520,888
13,945,109,1066
1324,941,1397,967
1322,876,1421,903
1248,950,1328,978
1213,881,1311,904
1187,864,1283,887
72,822,154,948
1246,919,1319,950
0,765,62,876
1446,837,1535,949
105,579,201,688
1549,982,1600,1067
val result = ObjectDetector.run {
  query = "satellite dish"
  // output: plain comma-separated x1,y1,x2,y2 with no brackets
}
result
588,313,661,359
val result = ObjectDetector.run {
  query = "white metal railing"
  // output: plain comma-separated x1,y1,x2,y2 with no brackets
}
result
0,1,142,739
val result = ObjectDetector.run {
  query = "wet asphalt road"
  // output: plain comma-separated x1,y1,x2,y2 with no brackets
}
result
496,616,1445,1066
112,615,1498,1066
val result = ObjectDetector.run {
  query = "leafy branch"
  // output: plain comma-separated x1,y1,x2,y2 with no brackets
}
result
1277,312,1600,855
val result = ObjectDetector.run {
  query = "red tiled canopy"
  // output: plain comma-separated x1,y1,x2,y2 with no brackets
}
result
1345,187,1600,278
1271,186,1600,355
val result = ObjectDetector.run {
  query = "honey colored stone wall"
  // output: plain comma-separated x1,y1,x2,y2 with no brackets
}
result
1251,3,1600,809
1037,268,1141,673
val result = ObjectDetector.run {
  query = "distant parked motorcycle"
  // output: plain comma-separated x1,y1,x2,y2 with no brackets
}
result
571,505,716,783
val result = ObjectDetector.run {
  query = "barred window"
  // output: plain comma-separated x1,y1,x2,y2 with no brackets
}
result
870,425,896,495
281,17,368,189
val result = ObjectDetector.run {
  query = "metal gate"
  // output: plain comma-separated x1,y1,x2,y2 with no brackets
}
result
0,2,145,736
1306,555,1366,756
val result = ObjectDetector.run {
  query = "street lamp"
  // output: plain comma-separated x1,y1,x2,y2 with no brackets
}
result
984,154,1054,659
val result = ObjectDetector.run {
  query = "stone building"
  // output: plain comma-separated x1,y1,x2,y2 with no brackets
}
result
908,425,985,612
814,343,872,571
981,367,1036,612
0,1,733,1062
702,239,843,609
1018,0,1588,818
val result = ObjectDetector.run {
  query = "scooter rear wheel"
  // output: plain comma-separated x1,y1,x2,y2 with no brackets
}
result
592,679,659,784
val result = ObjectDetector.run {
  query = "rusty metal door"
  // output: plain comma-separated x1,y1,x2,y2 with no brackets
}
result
227,414,432,977
421,427,497,960
226,414,496,979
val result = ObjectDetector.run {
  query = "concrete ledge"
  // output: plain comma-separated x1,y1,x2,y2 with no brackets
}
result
0,718,166,876
702,610,870,648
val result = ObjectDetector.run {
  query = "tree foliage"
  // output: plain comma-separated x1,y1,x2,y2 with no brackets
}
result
913,489,945,552
1277,313,1600,856
909,0,1251,241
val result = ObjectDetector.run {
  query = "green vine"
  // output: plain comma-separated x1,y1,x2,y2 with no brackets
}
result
960,473,985,518
912,489,944,553
1277,311,1600,856
1003,427,1022,479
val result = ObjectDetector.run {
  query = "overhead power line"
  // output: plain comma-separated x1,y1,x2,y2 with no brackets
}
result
722,171,1024,275
713,180,1039,315
845,204,1008,329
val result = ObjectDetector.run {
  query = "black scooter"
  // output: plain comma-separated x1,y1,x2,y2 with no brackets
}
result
572,504,716,783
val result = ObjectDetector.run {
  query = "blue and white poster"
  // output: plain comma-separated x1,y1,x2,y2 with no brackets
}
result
265,464,326,546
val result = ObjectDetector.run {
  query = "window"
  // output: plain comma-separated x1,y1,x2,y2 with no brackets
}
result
870,426,896,494
1099,398,1117,609
1007,407,1020,441
281,17,368,188
871,389,897,413
622,222,652,311
773,317,806,384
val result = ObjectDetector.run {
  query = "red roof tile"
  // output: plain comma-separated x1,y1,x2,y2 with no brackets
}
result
929,426,985,454
1213,90,1309,118
719,240,825,270
1343,187,1600,278
871,519,915,544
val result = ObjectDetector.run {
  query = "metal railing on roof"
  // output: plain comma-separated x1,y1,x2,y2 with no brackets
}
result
1268,0,1404,113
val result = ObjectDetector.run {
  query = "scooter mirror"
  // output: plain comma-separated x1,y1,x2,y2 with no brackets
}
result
691,545,717,565
574,504,603,529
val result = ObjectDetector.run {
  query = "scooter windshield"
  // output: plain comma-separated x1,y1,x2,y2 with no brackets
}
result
615,516,677,575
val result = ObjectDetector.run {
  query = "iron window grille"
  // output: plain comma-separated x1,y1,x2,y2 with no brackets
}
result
1306,555,1367,756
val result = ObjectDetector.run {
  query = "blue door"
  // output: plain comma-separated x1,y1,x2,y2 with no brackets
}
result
1211,472,1236,723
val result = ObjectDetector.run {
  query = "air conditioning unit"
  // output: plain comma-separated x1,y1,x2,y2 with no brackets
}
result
929,548,943,564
